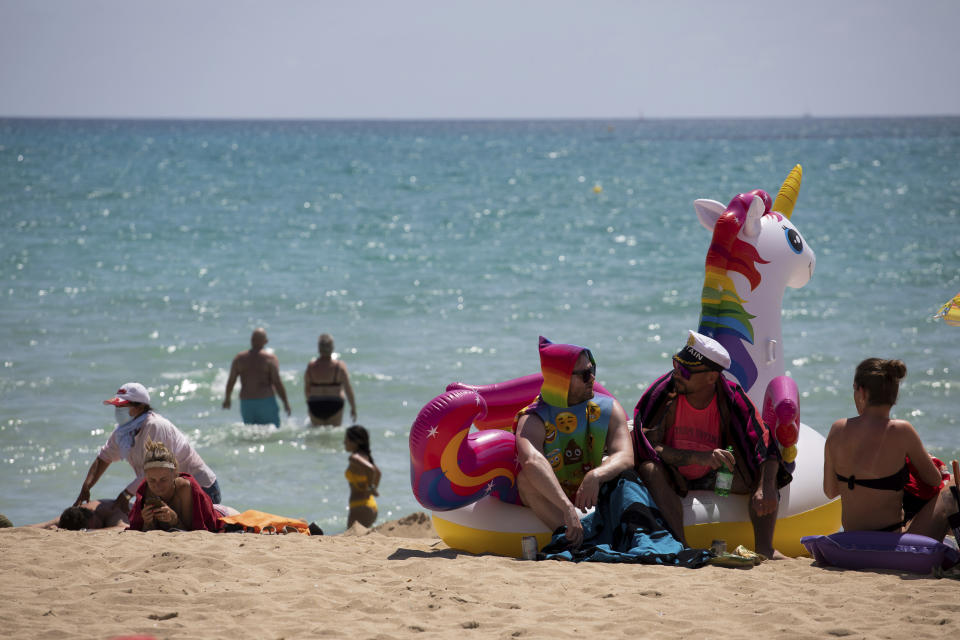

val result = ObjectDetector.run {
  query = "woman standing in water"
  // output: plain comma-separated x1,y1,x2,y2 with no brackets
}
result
304,333,357,427
344,425,381,528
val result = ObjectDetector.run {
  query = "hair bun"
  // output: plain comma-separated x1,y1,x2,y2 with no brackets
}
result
885,359,907,380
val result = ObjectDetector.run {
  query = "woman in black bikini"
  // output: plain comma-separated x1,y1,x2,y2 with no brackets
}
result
824,358,956,539
304,334,357,427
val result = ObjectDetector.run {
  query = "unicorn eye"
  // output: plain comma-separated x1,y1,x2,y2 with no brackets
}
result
784,227,803,254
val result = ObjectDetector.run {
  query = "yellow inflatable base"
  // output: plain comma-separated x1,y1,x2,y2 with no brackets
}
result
432,515,553,558
683,497,841,558
433,496,841,559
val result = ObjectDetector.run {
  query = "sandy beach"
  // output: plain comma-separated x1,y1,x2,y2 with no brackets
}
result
1,513,957,640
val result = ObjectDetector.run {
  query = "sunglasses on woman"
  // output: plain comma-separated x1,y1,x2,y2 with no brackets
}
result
571,363,596,383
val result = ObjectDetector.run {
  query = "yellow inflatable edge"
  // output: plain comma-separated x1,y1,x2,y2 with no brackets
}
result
433,497,841,559
432,514,553,558
683,496,841,558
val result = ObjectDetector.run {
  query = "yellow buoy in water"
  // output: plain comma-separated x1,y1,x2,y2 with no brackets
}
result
592,184,603,193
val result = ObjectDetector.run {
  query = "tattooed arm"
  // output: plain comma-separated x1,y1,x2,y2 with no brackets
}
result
644,401,733,471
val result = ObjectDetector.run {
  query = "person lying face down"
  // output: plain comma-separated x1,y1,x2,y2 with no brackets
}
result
514,336,634,548
23,499,130,531
57,500,129,530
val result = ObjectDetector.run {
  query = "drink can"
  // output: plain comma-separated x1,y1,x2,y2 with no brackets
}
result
521,536,538,560
711,539,726,556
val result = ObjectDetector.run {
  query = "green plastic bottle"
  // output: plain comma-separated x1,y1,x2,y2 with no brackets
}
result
714,446,734,497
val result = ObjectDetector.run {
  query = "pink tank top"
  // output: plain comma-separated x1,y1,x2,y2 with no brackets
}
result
666,395,721,480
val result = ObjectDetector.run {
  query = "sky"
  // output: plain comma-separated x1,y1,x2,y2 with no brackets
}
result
1,0,958,120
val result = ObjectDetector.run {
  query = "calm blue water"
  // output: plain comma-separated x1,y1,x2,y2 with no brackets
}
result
1,117,958,533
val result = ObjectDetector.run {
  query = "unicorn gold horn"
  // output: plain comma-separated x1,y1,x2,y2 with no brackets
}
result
773,164,803,219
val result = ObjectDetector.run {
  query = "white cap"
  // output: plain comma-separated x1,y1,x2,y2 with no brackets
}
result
103,382,151,406
675,330,732,371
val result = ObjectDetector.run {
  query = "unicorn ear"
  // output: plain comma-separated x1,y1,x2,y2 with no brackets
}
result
694,199,726,231
742,195,765,239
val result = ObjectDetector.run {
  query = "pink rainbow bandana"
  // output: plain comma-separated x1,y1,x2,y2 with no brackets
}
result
538,335,593,408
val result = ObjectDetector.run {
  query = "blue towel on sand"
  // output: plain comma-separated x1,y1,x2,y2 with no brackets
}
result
540,470,711,567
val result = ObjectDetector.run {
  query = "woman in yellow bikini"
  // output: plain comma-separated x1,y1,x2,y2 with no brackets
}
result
344,425,381,528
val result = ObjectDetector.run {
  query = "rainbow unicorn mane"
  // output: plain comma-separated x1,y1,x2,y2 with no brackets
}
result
693,165,814,402
699,189,772,390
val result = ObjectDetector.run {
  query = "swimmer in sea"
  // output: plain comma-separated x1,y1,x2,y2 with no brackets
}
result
304,333,357,427
223,328,292,428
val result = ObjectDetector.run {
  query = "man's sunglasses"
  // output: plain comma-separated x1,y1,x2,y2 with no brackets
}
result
571,363,596,383
672,358,711,380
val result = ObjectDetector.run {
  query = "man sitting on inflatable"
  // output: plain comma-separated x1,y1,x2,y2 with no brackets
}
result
515,336,634,547
633,331,792,559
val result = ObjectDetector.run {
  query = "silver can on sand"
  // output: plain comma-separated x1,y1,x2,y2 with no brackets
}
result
521,536,538,560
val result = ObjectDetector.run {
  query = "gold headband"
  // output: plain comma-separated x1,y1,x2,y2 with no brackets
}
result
143,460,176,470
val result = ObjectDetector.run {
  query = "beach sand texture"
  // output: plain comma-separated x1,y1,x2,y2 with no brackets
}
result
1,513,957,640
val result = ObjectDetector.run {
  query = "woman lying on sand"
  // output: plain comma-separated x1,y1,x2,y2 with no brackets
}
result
127,439,221,532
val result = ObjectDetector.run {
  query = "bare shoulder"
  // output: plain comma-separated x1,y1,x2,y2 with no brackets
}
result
609,397,627,420
606,399,629,433
349,453,374,471
888,418,915,429
516,411,544,429
826,418,847,438
887,418,920,439
516,411,545,441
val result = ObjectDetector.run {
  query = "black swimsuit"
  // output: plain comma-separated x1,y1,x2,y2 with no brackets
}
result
835,463,909,491
836,463,910,532
308,397,345,419
307,367,344,419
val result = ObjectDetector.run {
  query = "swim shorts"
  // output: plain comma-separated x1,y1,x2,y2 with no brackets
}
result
240,396,281,428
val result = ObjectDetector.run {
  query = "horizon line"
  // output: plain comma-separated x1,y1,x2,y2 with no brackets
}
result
3,113,960,123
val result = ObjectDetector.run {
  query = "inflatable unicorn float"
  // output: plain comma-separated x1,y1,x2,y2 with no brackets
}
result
409,165,841,557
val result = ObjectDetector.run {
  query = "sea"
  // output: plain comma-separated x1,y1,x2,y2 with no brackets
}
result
1,117,957,534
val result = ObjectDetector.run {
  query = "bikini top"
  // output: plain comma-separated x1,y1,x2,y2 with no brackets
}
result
836,463,909,491
344,468,369,492
309,364,340,388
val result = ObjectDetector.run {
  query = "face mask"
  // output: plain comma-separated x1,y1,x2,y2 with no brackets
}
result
115,406,132,425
